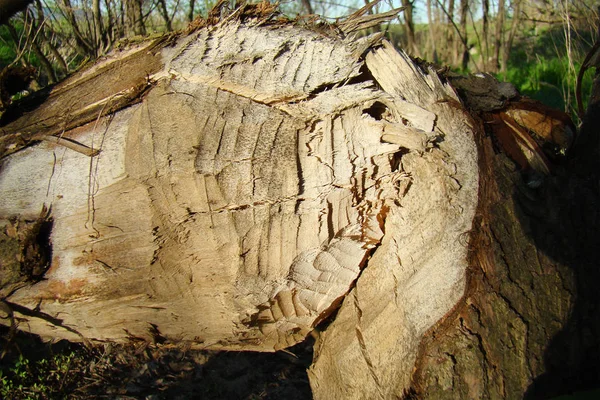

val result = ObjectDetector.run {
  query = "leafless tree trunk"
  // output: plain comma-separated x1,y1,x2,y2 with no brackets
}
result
157,0,173,31
494,0,505,72
92,0,105,53
502,0,522,73
401,0,417,55
301,0,313,14
427,0,438,63
459,0,469,70
188,0,196,22
445,0,456,68
482,0,490,70
126,0,146,36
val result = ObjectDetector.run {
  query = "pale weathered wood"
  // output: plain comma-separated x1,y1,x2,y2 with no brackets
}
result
308,41,479,399
0,6,478,358
1,3,587,399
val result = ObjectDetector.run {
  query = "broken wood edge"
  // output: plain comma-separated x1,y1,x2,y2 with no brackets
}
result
0,1,421,354
0,1,401,162
39,135,101,157
0,80,153,161
405,114,494,397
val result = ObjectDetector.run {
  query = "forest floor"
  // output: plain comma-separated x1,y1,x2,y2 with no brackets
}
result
0,327,313,399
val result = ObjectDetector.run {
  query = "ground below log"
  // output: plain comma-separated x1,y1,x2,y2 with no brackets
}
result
0,327,313,399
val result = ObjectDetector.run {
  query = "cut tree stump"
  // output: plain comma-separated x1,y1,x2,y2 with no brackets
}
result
1,2,597,399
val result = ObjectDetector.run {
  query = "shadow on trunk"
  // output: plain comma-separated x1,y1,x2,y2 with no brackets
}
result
523,96,600,398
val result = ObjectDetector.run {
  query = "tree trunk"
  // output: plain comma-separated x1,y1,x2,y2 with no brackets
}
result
502,0,521,74
92,0,105,53
445,0,456,68
482,0,489,70
188,0,196,22
494,0,505,72
301,0,313,15
401,0,417,56
458,0,469,70
0,2,594,399
126,0,145,36
406,66,600,400
426,0,438,64
157,0,173,31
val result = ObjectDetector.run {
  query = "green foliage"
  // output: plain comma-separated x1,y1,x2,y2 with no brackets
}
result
0,23,45,71
0,26,17,67
497,24,594,119
500,57,580,112
0,352,81,399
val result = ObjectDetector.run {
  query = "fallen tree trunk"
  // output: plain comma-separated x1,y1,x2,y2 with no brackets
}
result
0,2,595,398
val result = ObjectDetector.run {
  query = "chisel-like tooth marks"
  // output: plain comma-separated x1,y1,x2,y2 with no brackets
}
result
241,225,260,276
267,212,283,280
288,249,321,288
269,297,284,321
292,289,310,317
327,237,368,273
258,319,277,336
275,290,295,319
297,288,322,313
313,251,341,274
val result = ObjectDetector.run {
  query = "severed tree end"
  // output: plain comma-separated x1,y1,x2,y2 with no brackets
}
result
0,3,482,398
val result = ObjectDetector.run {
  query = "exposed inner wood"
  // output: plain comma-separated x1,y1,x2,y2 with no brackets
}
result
308,41,479,400
0,6,479,398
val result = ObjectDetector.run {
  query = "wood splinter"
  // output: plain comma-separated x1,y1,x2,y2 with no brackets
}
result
40,135,101,157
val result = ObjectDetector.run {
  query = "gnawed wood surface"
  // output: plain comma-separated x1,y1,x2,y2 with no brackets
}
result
308,41,478,399
1,2,585,399
0,3,477,358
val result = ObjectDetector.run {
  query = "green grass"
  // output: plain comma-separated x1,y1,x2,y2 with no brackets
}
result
384,20,594,120
498,55,593,117
0,351,84,399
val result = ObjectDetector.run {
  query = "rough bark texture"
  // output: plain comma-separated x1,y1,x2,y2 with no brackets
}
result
407,63,600,400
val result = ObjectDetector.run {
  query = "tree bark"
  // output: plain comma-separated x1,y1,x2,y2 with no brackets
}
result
482,0,490,70
406,65,599,400
126,0,146,36
401,0,417,56
494,0,505,72
0,2,593,399
458,0,469,70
